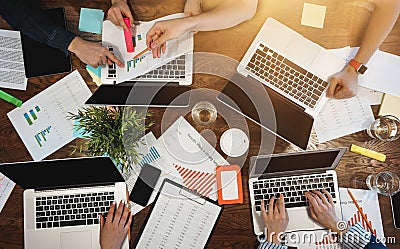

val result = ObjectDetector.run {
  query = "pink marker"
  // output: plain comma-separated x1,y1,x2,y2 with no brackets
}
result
123,18,134,52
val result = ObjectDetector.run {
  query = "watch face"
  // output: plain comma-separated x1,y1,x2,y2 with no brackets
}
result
358,65,368,74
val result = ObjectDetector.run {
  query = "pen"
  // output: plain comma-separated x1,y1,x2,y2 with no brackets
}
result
0,89,23,107
347,188,374,233
133,48,150,60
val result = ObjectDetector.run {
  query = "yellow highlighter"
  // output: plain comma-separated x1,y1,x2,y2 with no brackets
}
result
350,144,386,162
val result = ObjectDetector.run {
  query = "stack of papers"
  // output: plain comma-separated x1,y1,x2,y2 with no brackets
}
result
7,71,91,160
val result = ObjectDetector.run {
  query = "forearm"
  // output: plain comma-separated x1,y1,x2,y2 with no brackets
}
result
354,0,400,64
185,0,258,32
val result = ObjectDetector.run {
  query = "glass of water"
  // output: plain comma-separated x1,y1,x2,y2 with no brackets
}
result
366,171,400,196
367,115,400,141
191,101,217,126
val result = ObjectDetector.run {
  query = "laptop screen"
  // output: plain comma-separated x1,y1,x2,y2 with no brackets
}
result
254,149,343,175
0,157,125,190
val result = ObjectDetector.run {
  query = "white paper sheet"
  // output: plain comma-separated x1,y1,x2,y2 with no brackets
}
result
101,13,193,83
135,180,221,249
339,188,384,239
0,173,15,213
0,29,27,90
357,86,383,105
328,46,400,97
314,95,374,143
7,71,91,161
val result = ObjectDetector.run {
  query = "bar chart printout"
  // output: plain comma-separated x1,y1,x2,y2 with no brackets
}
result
23,105,41,126
34,125,52,147
127,55,146,72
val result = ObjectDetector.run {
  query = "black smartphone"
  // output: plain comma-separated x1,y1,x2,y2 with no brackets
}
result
391,191,400,229
129,164,161,206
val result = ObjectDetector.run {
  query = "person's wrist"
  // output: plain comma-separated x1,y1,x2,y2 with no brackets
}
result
344,64,358,75
185,16,201,33
111,0,127,4
267,231,283,244
67,36,81,54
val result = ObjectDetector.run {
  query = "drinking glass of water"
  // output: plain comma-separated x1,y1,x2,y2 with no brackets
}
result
367,115,400,141
366,171,400,196
191,101,217,126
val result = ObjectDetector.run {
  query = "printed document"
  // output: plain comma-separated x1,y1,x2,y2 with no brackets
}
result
0,29,27,90
0,173,15,213
7,70,91,161
101,13,193,83
314,95,374,143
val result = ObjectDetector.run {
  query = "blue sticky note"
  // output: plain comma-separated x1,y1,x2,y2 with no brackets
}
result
78,8,104,34
86,65,101,78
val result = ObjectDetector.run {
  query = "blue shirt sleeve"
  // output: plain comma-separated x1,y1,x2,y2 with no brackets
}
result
0,0,76,54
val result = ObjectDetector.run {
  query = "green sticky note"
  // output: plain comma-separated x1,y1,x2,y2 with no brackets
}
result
78,8,104,34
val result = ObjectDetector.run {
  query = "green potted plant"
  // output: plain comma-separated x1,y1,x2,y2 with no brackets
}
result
69,106,153,172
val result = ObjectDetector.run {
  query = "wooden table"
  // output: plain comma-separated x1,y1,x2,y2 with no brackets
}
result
0,0,399,248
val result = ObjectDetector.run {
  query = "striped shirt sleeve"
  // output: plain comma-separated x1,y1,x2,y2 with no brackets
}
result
258,241,288,249
342,222,372,249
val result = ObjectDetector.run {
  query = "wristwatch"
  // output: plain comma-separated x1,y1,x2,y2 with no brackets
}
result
348,59,368,75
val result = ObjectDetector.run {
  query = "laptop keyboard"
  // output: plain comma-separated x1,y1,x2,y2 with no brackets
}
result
138,54,186,80
252,173,336,212
245,42,328,110
35,191,114,229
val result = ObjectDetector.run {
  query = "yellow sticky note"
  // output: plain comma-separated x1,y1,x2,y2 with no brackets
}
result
301,3,327,29
350,144,386,162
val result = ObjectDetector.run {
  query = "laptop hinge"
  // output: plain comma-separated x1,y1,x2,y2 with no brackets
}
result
34,182,116,192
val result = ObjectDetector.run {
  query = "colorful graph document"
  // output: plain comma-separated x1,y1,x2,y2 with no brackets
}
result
0,173,15,213
155,116,228,200
7,70,91,161
0,29,27,90
314,95,374,143
134,180,222,249
339,188,384,238
101,13,193,83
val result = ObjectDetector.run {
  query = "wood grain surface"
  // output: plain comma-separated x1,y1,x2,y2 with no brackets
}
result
0,0,399,248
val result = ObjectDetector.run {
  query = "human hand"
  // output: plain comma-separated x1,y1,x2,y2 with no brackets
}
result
184,0,203,16
68,37,124,68
326,65,358,99
260,194,289,244
108,0,134,30
305,190,346,234
99,200,132,249
146,18,193,58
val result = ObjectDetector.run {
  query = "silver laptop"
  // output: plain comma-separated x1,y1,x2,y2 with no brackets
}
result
106,49,193,86
237,17,346,117
0,157,129,249
248,148,346,235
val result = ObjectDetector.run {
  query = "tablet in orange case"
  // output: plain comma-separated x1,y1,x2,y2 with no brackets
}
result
216,165,243,205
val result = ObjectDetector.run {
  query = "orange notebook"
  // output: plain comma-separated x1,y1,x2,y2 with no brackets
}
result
216,165,243,205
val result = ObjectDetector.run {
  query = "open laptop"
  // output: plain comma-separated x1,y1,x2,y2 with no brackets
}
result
0,157,129,249
237,17,346,117
248,148,346,235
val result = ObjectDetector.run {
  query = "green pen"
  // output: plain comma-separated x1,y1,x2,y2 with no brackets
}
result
0,89,23,107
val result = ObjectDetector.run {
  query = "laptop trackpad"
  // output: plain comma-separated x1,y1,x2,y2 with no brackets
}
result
286,209,316,231
61,231,92,249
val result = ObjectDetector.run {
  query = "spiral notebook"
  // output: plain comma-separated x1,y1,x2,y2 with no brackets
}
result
133,179,223,249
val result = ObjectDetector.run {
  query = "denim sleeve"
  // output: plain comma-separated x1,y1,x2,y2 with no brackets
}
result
0,0,76,54
258,241,288,249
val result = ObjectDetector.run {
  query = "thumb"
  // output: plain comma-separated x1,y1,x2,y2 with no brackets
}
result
326,77,339,98
151,34,168,50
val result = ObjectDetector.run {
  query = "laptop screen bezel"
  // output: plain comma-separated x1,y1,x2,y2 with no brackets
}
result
250,148,347,178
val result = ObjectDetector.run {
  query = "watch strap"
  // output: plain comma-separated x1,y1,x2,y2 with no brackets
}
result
349,59,367,74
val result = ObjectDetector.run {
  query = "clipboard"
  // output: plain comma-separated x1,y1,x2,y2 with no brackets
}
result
132,179,223,249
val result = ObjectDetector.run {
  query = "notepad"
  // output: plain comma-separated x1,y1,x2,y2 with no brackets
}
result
378,94,400,118
78,8,104,34
301,3,327,29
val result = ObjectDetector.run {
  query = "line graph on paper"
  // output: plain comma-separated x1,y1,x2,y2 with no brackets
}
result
174,164,216,198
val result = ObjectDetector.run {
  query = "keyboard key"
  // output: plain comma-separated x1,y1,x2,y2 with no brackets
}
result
60,220,86,227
